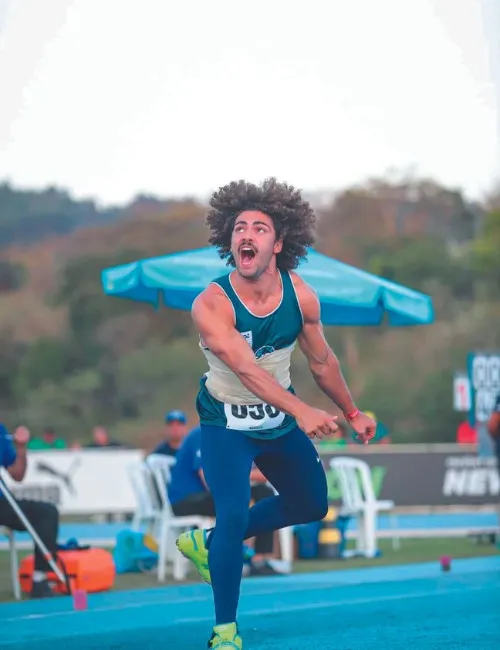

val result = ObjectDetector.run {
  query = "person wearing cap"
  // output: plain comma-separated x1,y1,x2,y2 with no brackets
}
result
151,410,188,457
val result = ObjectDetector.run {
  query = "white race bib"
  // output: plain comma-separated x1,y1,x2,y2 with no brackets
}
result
224,402,286,431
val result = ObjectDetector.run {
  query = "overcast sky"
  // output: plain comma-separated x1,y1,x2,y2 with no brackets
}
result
0,0,498,206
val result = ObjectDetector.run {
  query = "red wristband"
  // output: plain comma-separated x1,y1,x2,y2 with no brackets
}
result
345,408,360,421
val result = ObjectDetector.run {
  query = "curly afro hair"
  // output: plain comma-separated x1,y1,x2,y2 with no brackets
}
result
206,177,316,271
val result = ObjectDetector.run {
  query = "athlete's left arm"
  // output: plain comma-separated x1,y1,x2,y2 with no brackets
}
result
293,275,375,443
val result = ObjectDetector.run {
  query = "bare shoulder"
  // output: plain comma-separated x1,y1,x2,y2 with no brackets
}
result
191,282,246,357
191,283,234,327
289,271,320,323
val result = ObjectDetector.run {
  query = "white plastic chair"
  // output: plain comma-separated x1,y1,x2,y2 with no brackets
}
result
128,460,162,532
130,456,294,579
147,456,294,571
129,456,212,582
277,525,294,569
1,527,21,600
329,456,399,558
146,454,213,581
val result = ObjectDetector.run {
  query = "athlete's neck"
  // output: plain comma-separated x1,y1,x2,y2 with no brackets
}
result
231,267,281,303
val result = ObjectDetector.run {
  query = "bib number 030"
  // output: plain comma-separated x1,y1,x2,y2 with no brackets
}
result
224,402,286,431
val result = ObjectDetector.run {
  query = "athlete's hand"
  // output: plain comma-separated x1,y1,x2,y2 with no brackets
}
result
350,412,376,445
296,407,338,440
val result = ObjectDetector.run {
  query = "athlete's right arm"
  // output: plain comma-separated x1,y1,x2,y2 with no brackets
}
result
191,286,337,438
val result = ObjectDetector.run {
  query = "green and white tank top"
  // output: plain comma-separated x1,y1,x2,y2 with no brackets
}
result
196,270,303,439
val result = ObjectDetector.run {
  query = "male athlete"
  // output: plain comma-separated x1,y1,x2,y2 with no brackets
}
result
177,178,375,649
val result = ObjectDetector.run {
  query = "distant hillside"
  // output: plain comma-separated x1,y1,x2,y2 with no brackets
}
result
0,174,497,445
0,176,487,342
0,181,196,249
1,197,209,341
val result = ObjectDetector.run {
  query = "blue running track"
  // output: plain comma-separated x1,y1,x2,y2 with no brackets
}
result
1,556,499,649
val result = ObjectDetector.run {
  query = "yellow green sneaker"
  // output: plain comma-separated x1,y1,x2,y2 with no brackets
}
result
176,528,211,584
208,623,243,649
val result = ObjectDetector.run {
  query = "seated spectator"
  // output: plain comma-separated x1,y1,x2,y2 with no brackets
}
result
85,426,129,448
0,424,59,598
27,427,66,450
168,426,280,576
150,410,188,457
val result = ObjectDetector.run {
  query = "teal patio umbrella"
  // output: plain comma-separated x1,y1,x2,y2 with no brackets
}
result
101,247,434,326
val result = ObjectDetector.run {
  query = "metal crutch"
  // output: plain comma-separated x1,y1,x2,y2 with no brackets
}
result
0,470,67,585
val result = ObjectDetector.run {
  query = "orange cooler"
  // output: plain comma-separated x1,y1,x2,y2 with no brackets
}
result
19,547,115,595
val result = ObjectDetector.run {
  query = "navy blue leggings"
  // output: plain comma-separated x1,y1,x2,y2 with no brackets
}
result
200,424,328,625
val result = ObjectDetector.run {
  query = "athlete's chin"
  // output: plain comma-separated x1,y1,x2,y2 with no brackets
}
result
236,266,260,280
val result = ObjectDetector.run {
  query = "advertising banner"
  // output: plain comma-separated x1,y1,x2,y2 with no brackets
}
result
3,447,498,515
1,449,144,515
321,450,499,507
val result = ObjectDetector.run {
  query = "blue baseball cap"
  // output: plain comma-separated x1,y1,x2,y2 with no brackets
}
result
165,410,187,424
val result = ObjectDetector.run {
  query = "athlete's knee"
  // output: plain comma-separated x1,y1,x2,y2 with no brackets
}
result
311,492,329,521
295,484,329,523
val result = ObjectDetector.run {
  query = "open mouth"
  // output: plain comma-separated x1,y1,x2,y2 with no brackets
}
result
239,245,256,267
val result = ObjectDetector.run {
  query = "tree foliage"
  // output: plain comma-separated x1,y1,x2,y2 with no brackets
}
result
471,210,500,294
0,260,28,292
0,174,498,444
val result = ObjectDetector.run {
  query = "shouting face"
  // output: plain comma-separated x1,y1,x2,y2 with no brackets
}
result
230,211,283,280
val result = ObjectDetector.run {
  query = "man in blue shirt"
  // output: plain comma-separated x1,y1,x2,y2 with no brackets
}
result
0,423,60,598
169,426,280,575
150,410,188,457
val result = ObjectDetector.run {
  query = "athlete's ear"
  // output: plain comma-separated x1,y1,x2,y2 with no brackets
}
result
273,238,283,254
